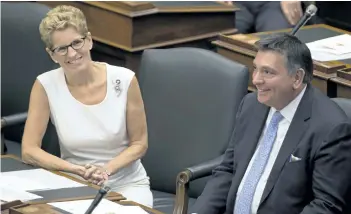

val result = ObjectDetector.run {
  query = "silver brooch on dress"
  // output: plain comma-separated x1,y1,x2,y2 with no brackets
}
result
113,79,122,96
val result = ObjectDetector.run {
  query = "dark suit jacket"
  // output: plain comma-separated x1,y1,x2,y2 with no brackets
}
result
190,85,351,214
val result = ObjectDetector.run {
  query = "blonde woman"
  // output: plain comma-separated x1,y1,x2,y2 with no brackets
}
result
21,5,153,207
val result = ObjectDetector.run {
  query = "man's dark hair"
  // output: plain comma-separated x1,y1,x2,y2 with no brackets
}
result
254,33,313,83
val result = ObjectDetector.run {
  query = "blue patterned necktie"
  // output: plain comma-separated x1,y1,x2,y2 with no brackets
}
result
234,111,283,214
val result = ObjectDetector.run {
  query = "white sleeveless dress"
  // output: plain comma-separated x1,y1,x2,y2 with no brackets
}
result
37,63,153,207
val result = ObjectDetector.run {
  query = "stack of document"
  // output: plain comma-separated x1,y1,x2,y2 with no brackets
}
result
49,199,149,214
0,169,85,202
306,34,351,62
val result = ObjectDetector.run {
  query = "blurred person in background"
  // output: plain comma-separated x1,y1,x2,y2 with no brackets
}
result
225,1,320,34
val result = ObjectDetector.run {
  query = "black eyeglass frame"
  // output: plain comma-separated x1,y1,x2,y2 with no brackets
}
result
51,36,87,56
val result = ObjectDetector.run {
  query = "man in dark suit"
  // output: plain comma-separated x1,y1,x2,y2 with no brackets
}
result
190,34,351,214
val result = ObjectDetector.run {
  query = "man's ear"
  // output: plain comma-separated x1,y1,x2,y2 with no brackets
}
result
293,68,305,89
46,47,58,63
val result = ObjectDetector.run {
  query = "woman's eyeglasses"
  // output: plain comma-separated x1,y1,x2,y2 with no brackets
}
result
51,36,87,56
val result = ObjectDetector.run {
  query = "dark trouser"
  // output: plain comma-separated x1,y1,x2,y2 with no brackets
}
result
234,1,292,34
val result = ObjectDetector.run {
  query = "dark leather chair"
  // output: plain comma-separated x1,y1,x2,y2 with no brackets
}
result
138,47,249,213
332,98,351,118
1,2,60,157
331,97,351,214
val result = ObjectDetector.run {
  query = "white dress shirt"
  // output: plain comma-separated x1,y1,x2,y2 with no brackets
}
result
235,85,307,214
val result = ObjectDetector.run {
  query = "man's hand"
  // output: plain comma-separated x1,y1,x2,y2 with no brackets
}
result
281,1,303,25
83,164,109,186
222,1,233,6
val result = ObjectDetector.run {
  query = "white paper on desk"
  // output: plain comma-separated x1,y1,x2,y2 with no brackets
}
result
49,199,148,214
1,169,85,191
317,34,351,55
0,186,43,202
0,175,48,191
120,206,149,213
307,34,351,62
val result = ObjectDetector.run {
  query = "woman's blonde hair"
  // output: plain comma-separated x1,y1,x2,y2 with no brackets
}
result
39,5,88,49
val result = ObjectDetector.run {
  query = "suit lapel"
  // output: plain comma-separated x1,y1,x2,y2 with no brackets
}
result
259,85,313,206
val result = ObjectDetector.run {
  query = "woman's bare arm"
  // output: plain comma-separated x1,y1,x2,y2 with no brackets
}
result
22,79,85,176
101,76,148,175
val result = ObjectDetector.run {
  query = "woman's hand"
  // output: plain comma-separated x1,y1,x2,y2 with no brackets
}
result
71,164,87,177
281,1,303,25
83,164,109,186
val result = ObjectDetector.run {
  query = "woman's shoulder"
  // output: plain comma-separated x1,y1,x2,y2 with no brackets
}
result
105,63,135,80
37,66,62,81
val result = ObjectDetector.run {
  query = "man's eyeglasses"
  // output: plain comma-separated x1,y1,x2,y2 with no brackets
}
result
51,36,87,56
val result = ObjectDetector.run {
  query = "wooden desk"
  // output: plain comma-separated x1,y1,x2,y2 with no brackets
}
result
1,155,163,214
118,201,165,214
0,155,124,202
40,1,238,74
212,24,351,97
331,65,351,98
2,201,164,214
